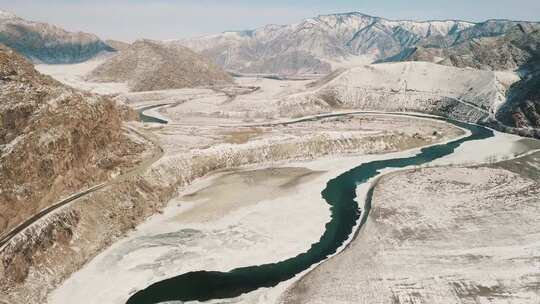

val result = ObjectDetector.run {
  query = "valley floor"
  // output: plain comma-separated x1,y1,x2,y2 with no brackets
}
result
3,61,539,304
47,112,464,304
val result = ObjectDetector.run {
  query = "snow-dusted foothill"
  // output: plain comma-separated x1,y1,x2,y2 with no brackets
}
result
87,39,234,92
282,62,511,123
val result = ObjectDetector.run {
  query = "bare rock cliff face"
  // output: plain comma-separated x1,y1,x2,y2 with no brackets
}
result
0,44,144,236
88,39,234,92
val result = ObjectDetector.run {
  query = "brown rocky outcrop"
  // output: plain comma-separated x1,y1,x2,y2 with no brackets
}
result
0,44,145,236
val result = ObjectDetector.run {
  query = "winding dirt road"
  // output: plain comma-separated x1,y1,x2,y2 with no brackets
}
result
0,126,164,251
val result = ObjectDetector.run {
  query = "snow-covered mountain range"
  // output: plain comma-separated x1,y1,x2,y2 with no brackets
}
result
175,12,539,75
0,10,114,63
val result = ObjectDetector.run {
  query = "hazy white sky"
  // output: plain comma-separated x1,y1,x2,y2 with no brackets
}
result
1,0,539,41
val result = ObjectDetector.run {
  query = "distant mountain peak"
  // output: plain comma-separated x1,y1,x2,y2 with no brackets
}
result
0,9,18,20
316,11,377,19
0,10,113,63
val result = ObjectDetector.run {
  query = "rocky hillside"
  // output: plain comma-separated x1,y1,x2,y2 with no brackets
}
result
87,39,234,92
382,23,540,135
0,44,145,236
0,10,113,63
497,72,540,137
